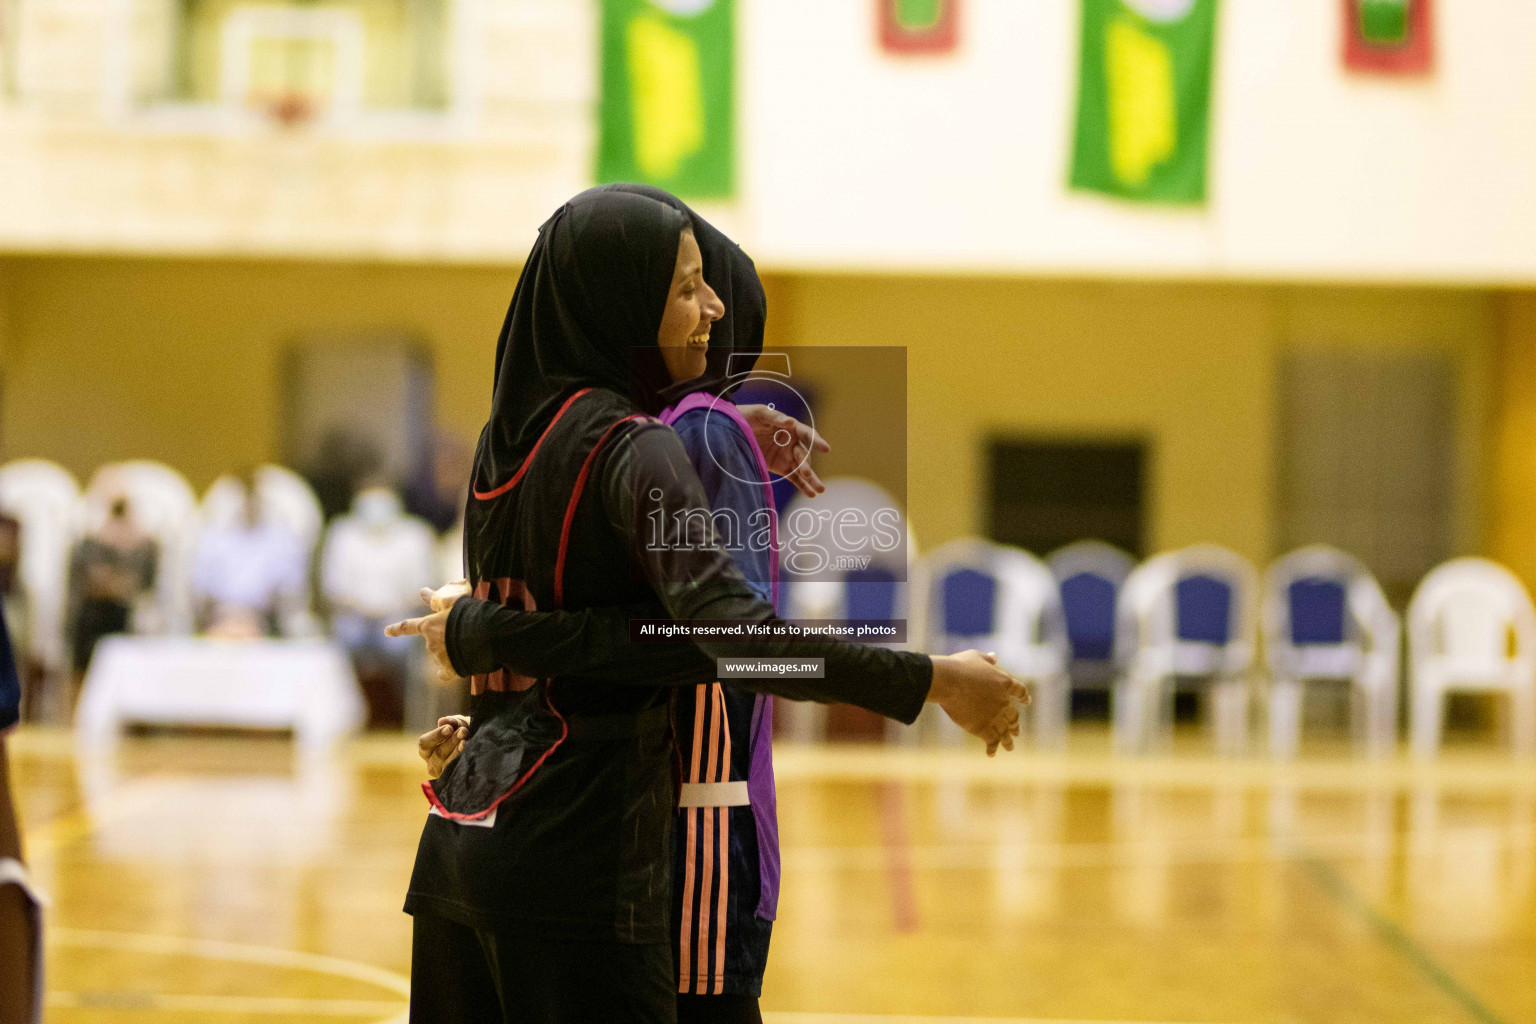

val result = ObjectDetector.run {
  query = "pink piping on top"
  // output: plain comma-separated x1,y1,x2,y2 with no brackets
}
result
658,391,779,605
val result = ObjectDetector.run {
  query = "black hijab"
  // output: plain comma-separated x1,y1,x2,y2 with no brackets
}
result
601,184,768,410
475,189,689,492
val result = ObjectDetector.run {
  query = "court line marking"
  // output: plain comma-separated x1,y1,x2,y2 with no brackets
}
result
770,743,1536,796
875,781,919,932
47,992,406,1016
781,819,1536,872
1292,851,1510,1024
763,1015,1239,1024
48,928,412,997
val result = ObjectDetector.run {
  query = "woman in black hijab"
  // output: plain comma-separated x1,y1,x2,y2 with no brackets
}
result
394,188,1026,1024
612,185,788,1023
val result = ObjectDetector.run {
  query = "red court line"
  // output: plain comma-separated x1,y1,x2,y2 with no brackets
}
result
876,781,919,933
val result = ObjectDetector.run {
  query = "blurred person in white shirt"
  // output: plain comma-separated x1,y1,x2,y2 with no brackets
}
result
192,476,308,639
322,484,436,727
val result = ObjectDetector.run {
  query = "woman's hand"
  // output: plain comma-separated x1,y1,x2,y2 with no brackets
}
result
423,579,471,613
736,404,830,499
927,650,1031,756
417,715,470,779
386,581,471,684
386,608,457,683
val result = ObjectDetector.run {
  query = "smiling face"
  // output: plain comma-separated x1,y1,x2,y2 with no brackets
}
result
656,229,723,383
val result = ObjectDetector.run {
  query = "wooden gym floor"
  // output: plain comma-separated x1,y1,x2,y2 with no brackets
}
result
8,724,1535,1024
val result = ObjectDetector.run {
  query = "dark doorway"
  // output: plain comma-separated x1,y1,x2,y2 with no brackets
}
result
987,438,1147,557
987,437,1148,721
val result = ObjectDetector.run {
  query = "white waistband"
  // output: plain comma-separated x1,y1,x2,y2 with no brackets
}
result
678,780,750,808
429,805,497,828
0,857,48,906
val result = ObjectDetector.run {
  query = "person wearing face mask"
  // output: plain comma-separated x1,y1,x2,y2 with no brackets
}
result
387,188,1028,1024
321,484,436,727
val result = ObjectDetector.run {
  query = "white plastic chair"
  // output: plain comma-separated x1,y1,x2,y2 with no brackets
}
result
779,478,916,743
83,461,200,634
202,466,324,555
1263,545,1399,759
0,459,81,674
1116,544,1257,755
1408,558,1536,759
1047,540,1137,688
923,538,1070,749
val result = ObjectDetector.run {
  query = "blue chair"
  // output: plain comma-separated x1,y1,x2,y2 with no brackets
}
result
924,538,1069,748
1117,545,1257,754
779,478,914,742
1263,545,1399,758
1047,541,1136,689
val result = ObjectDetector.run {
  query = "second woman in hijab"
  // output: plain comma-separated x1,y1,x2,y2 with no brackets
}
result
390,188,1027,1024
419,184,826,1024
619,185,787,1024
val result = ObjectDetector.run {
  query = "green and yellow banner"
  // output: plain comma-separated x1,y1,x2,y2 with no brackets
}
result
597,0,734,199
1069,0,1218,204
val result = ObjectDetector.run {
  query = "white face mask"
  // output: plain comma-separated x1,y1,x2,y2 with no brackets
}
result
353,489,401,526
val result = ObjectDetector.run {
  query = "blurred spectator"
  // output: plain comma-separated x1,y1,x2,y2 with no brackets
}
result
0,514,18,601
0,514,33,724
322,485,435,728
404,432,474,534
305,429,384,522
0,514,20,654
192,475,307,639
1,601,42,1024
67,496,156,689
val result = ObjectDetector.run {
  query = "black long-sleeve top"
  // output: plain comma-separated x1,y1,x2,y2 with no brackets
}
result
444,425,931,723
407,419,929,942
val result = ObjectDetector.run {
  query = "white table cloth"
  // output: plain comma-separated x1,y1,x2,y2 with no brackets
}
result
77,636,366,750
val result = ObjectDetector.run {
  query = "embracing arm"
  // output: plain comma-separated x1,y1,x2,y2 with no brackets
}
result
445,597,718,688
440,411,772,687
411,425,1025,746
613,425,935,720
438,425,929,720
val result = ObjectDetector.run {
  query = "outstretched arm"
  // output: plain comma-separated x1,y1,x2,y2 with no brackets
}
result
391,584,719,688
393,426,1026,749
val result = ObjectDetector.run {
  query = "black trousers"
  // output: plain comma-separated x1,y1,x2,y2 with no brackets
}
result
71,599,129,674
676,994,763,1024
410,912,675,1024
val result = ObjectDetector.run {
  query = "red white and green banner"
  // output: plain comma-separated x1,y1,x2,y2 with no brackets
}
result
878,0,960,55
1069,0,1219,204
1343,0,1432,74
597,0,734,199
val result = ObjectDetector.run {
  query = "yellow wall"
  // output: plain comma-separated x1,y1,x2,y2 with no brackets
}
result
0,257,1498,572
771,277,1495,566
0,256,512,489
1493,294,1536,595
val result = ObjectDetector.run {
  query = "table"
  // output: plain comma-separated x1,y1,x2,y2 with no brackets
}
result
77,636,366,751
